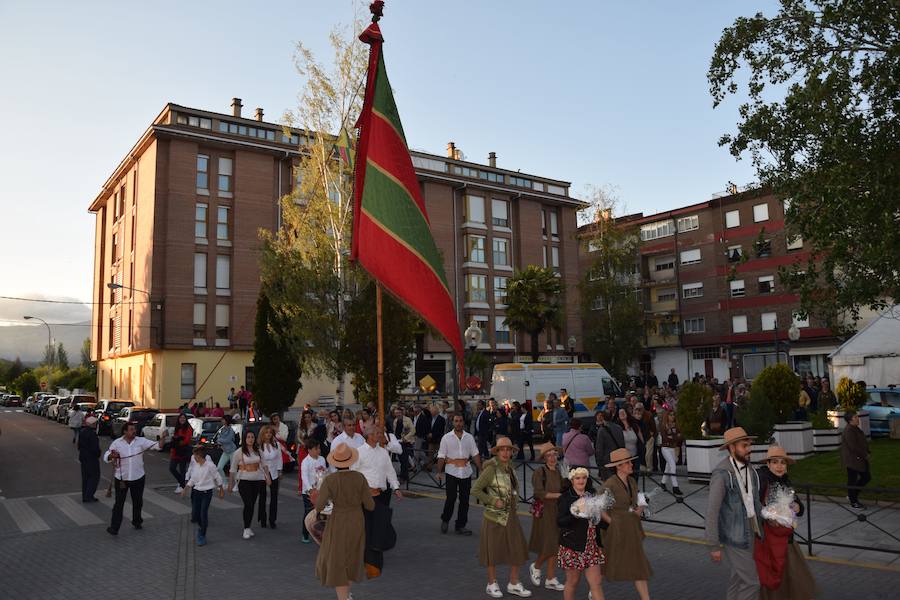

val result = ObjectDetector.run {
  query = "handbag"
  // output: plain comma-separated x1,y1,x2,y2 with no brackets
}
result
530,467,547,518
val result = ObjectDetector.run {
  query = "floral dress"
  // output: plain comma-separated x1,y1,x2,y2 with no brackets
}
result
557,521,604,570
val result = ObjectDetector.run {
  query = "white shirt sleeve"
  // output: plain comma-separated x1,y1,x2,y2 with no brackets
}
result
102,439,119,463
386,451,400,490
384,433,402,454
437,433,448,459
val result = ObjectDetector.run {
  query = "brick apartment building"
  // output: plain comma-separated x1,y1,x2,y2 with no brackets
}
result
88,100,584,408
579,187,840,384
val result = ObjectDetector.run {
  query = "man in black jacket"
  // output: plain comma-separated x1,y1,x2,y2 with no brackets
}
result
667,368,679,390
78,416,101,502
472,399,494,459
412,404,431,468
425,404,446,471
593,411,625,480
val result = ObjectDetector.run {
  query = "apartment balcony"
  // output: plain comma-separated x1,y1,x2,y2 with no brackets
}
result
646,299,677,314
646,330,681,348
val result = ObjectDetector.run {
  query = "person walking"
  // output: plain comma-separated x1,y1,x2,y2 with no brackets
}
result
539,397,556,444
754,446,818,599
473,399,494,459
602,448,652,599
78,415,101,503
557,467,605,600
68,404,84,445
840,410,871,509
391,405,415,483
527,446,565,592
353,424,403,505
425,403,446,471
705,427,763,600
258,425,283,529
214,415,237,479
300,439,330,543
633,404,657,472
229,429,272,540
103,423,167,535
472,436,532,598
180,446,225,546
562,418,594,470
594,411,625,481
659,412,683,495
169,413,193,494
332,417,366,450
553,396,569,447
437,414,481,535
314,443,375,600
617,408,644,471
513,401,535,461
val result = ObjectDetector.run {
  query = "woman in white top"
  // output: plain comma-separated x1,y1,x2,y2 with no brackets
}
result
258,425,283,529
229,429,271,539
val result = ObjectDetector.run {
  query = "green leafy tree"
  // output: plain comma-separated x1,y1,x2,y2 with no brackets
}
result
741,363,800,441
13,370,39,398
835,376,867,412
4,357,25,384
504,266,564,363
252,292,302,416
675,382,713,440
709,0,900,333
579,186,643,382
42,344,57,368
56,343,69,371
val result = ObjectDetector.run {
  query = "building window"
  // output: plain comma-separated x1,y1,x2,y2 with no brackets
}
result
466,274,487,303
654,255,675,271
551,246,560,269
492,199,509,227
792,311,810,328
495,317,511,344
193,303,206,344
692,346,718,359
640,219,674,241
681,317,706,333
465,235,486,263
473,316,489,344
677,214,699,232
215,305,229,345
682,282,704,298
197,155,209,190
755,238,772,257
216,206,230,242
753,203,769,222
542,246,548,268
761,312,777,331
727,245,743,262
218,157,233,193
549,210,559,238
111,233,119,263
464,195,485,224
180,363,196,400
758,275,774,294
656,288,676,302
730,279,745,298
216,255,231,295
510,175,532,188
725,209,740,228
492,238,509,266
680,248,701,265
786,235,803,250
732,315,748,333
478,170,504,184
195,203,208,240
494,276,508,303
194,253,207,294
660,321,678,336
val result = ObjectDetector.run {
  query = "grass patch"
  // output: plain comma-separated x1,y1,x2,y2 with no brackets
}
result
789,438,900,502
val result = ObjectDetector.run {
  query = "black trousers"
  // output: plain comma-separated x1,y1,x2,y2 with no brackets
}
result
80,459,100,502
516,433,535,460
847,467,871,504
169,459,188,487
259,477,279,525
110,476,145,532
397,443,412,481
238,479,265,528
475,435,490,459
441,473,471,529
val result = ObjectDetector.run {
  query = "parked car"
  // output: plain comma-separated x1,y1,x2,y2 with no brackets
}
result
4,395,23,407
0,393,11,406
188,417,223,445
92,400,136,436
46,397,66,420
865,387,900,437
110,407,158,437
142,413,183,450
34,395,55,416
56,394,97,423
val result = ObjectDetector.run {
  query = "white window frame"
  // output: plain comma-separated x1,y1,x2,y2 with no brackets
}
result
193,253,207,294
683,317,705,334
215,255,231,296
493,276,508,304
654,255,675,271
466,235,486,264
682,282,703,299
729,279,745,298
761,312,777,331
549,210,559,237
491,199,509,228
725,210,740,228
732,315,748,333
216,206,230,245
656,288,676,303
196,154,209,192
727,244,743,262
786,235,803,250
680,248,701,265
640,219,674,241
676,214,699,232
192,303,206,345
758,275,775,294
492,238,509,266
551,246,560,269
494,317,511,344
466,274,487,303
195,203,208,241
465,195,485,225
753,203,769,223
218,157,233,194
215,304,230,346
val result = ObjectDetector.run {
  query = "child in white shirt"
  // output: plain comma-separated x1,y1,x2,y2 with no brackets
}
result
181,447,224,546
300,439,331,543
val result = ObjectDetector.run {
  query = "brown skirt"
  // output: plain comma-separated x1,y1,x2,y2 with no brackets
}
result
602,509,653,581
760,541,819,600
479,512,529,567
528,499,560,557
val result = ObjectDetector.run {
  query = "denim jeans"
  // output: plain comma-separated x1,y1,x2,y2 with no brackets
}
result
217,450,234,479
191,488,213,536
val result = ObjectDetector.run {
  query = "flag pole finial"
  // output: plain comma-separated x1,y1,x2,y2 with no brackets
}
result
370,1,384,22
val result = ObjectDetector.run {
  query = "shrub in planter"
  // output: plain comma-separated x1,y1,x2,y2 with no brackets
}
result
836,377,866,412
809,408,833,430
675,382,712,440
740,363,800,442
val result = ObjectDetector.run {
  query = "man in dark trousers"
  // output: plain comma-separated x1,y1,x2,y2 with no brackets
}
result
78,416,101,502
593,410,625,480
667,368,679,390
472,400,493,459
840,410,871,510
412,404,431,469
424,404,446,471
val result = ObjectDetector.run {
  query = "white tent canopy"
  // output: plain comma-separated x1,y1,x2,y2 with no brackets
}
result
829,306,900,387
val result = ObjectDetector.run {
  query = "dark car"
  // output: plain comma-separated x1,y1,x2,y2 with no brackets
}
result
93,400,136,436
110,406,158,437
4,395,23,407
864,388,900,437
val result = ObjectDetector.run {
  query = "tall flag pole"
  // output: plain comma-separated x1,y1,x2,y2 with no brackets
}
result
351,1,464,422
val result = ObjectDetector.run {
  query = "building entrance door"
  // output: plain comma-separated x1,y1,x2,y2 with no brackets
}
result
704,359,714,379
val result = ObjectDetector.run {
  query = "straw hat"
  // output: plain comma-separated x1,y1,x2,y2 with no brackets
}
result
490,436,516,454
718,426,756,450
327,443,359,468
605,448,638,468
537,444,564,461
758,445,795,464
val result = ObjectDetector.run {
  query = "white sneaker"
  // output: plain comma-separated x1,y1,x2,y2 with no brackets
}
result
507,582,532,597
174,485,183,494
528,563,541,586
544,578,564,591
242,528,252,540
248,528,255,537
485,582,503,598
588,592,593,600
232,482,239,493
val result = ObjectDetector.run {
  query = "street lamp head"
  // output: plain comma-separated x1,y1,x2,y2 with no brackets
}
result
567,335,576,352
107,282,123,290
24,315,34,320
464,320,483,349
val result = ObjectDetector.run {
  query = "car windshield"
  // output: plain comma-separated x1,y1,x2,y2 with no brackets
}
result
132,410,156,420
201,420,219,432
868,390,900,408
78,403,96,410
108,402,134,412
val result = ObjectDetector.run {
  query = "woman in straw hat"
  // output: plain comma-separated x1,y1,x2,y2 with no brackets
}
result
556,467,606,600
527,445,565,591
314,443,375,600
754,445,818,600
602,448,652,599
472,436,533,598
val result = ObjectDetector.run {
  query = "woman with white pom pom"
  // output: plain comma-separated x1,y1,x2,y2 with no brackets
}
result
556,467,606,600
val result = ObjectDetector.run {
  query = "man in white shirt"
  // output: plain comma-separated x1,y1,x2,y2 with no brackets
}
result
332,417,365,450
353,425,402,506
436,414,481,535
103,422,167,535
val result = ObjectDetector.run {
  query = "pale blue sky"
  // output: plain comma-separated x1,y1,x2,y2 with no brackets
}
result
0,0,777,317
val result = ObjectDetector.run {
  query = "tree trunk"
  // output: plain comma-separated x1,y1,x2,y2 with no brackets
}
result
530,330,541,363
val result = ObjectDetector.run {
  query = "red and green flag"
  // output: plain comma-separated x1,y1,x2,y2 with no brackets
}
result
334,127,354,168
351,6,464,376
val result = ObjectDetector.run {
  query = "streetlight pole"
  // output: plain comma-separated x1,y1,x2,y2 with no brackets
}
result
24,316,52,391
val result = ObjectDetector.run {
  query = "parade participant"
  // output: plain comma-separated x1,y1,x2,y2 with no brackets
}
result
333,416,366,450
169,413,193,494
437,414,481,535
539,396,555,443
326,410,343,444
472,436,532,598
754,446,818,599
705,427,763,600
659,411,683,496
528,446,565,591
633,403,657,472
300,438,330,543
229,429,272,540
103,423,167,535
270,412,290,440
258,425,283,529
602,448,652,599
706,393,726,437
180,446,225,546
78,415,101,502
557,467,605,600
213,415,237,479
315,443,375,600
353,425,403,505
840,410,871,510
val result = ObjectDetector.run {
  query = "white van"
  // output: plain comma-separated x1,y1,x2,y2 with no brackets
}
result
490,363,622,420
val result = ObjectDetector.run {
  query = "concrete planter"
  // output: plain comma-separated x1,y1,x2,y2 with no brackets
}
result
813,428,841,453
772,421,814,460
750,443,770,464
686,437,723,479
828,410,871,438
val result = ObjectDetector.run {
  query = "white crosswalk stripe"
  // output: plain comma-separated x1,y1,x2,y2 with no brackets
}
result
2,498,50,533
142,488,192,515
47,495,104,526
